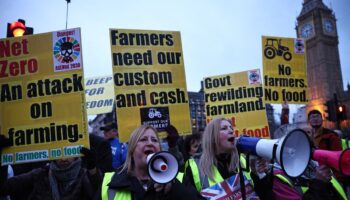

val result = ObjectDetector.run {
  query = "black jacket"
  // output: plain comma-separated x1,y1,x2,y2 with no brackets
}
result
0,165,101,200
98,170,199,200
302,179,343,200
87,134,113,173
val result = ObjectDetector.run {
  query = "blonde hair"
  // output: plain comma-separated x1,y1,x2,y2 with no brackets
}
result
199,118,239,180
120,125,161,175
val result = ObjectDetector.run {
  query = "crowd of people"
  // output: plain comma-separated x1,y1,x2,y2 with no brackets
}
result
0,108,350,200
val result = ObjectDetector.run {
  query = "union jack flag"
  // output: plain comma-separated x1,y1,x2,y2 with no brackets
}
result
200,174,260,200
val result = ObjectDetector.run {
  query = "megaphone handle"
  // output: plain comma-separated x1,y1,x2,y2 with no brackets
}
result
272,143,277,161
238,163,247,200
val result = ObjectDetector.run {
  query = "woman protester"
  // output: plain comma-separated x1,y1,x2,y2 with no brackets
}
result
0,147,101,200
100,125,198,200
182,117,274,200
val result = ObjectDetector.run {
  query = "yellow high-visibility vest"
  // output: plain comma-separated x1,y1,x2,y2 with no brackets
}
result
275,173,348,200
341,139,349,150
102,171,185,200
101,172,132,200
184,157,252,192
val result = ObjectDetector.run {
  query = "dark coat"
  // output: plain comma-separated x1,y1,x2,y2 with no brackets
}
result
98,170,199,200
88,134,114,173
313,128,348,184
302,179,343,200
0,165,101,200
314,128,342,151
273,169,343,200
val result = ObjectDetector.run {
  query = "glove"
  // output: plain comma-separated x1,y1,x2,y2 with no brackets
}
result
80,147,97,170
165,125,179,148
0,135,11,150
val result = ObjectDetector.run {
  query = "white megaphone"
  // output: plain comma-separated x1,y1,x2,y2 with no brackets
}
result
313,148,350,176
147,151,179,184
236,129,311,177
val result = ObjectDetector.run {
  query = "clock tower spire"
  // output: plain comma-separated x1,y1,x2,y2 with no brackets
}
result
296,0,344,116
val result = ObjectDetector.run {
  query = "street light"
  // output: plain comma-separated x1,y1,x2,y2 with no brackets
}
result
337,104,346,121
338,105,344,113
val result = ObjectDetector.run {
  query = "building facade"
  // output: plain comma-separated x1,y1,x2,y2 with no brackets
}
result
188,89,206,133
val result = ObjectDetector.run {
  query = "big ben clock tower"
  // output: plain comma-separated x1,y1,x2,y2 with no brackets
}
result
296,0,344,116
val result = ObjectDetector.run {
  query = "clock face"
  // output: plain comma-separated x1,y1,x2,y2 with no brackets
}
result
324,19,334,33
301,23,313,38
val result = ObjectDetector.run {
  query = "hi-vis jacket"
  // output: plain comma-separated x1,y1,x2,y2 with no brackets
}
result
341,138,349,150
101,171,191,200
183,157,255,191
274,171,347,200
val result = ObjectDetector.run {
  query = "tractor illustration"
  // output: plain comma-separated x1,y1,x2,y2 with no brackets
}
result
148,108,162,119
264,38,292,61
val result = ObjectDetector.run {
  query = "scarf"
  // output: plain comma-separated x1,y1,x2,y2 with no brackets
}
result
49,158,82,200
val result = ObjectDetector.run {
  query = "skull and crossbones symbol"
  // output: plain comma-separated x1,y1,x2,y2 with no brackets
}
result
60,41,74,63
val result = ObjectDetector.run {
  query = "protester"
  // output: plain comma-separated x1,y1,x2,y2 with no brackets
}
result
182,117,274,200
307,109,342,150
100,121,128,170
307,109,349,196
0,135,101,200
99,125,198,200
280,101,290,125
165,125,185,171
334,129,350,150
87,133,114,173
270,129,346,200
272,161,346,200
183,132,201,162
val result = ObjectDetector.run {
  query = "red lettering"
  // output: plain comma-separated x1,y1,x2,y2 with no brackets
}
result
0,39,29,58
57,30,75,37
254,129,261,137
0,58,38,78
234,130,240,137
9,61,19,76
236,126,270,138
262,126,269,137
247,130,254,136
0,60,8,77
70,63,80,69
231,116,236,127
56,65,69,70
0,41,11,58
12,42,21,56
22,39,29,54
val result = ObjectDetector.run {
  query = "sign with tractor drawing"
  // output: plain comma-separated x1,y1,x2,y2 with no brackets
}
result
262,36,308,104
264,38,292,61
148,108,162,119
140,107,170,131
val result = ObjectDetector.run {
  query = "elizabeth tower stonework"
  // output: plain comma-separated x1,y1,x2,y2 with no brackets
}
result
296,0,347,119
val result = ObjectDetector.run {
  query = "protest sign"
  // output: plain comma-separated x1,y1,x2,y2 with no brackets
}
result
85,75,114,115
262,36,307,104
0,28,88,165
204,69,269,138
110,29,191,141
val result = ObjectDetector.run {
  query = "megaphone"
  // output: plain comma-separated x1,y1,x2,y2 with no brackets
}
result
236,129,311,177
312,148,350,176
147,151,179,184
